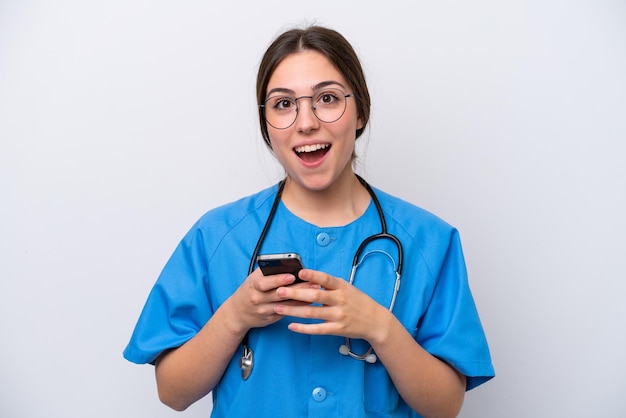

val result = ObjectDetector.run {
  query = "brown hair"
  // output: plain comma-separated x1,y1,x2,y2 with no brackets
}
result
256,26,370,147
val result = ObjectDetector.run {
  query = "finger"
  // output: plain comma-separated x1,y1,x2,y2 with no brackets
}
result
274,302,336,321
285,317,367,338
253,268,297,292
276,277,350,309
280,303,361,337
297,269,343,290
275,285,330,305
270,283,320,304
287,321,339,335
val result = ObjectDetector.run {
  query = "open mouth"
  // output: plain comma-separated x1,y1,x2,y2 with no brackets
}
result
294,143,331,163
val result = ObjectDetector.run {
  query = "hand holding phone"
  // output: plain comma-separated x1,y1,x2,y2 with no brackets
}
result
257,253,304,283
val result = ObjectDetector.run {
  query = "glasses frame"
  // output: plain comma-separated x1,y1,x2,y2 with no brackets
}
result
260,89,355,130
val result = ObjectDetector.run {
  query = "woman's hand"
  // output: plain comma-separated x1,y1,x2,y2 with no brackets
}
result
154,268,318,411
273,269,466,418
272,269,390,344
226,268,319,335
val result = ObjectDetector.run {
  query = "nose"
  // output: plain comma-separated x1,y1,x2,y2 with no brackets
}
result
294,96,319,132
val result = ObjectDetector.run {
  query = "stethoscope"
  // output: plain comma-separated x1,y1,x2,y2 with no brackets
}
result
240,175,403,380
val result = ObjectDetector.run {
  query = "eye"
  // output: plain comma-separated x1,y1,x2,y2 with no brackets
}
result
316,91,340,106
270,97,296,111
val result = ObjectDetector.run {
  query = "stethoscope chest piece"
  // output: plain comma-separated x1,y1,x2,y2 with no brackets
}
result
240,345,254,380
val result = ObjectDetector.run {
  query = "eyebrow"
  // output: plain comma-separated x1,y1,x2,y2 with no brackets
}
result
266,80,348,97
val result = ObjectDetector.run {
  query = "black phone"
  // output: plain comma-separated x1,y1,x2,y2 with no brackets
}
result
257,253,304,282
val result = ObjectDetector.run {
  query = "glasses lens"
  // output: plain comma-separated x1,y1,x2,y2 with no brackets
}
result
263,88,350,129
312,89,348,124
263,96,298,129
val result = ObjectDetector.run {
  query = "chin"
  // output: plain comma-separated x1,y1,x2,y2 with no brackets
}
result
288,174,334,192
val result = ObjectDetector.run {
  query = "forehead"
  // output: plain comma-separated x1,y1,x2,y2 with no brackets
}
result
266,50,349,94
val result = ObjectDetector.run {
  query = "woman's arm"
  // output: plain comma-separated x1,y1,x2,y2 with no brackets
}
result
155,270,301,411
155,297,242,410
276,269,466,418
366,309,466,418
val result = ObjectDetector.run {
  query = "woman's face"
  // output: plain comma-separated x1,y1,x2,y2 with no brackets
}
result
265,50,363,192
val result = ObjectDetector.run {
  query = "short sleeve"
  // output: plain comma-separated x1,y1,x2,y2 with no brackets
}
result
123,226,211,365
416,229,495,390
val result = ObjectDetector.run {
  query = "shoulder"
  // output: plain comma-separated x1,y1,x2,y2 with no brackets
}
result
371,186,455,235
370,186,462,264
179,184,279,250
194,185,278,230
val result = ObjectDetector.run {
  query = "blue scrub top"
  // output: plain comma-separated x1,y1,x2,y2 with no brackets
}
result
124,183,494,417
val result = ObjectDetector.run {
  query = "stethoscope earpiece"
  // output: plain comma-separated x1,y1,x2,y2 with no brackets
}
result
339,341,378,364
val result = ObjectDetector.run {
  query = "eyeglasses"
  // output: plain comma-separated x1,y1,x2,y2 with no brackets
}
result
260,88,355,130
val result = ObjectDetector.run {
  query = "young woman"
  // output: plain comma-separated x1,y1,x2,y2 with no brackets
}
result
124,25,494,418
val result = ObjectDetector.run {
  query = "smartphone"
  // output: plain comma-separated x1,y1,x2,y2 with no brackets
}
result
257,253,304,282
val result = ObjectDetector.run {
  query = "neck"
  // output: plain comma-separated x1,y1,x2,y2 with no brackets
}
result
281,172,371,227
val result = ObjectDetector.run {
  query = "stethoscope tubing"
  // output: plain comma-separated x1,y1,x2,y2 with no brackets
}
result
240,175,404,380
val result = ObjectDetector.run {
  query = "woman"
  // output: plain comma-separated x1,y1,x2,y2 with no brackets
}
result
124,25,494,417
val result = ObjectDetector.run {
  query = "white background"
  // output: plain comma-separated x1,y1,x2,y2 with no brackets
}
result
1,1,625,417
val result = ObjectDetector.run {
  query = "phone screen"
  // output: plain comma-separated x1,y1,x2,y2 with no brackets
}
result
257,253,304,281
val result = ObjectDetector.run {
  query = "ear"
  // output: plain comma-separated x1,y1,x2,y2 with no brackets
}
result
356,116,364,131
